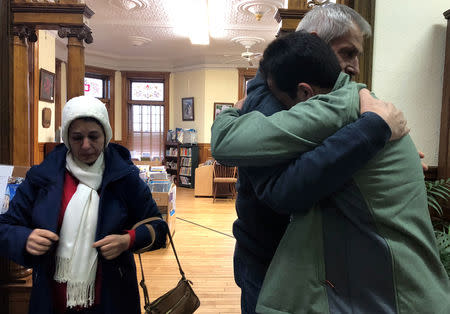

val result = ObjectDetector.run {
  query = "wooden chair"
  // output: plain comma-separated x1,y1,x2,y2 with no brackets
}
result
212,161,238,202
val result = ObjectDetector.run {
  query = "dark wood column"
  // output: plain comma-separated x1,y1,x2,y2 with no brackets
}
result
347,0,375,89
58,26,92,100
438,9,450,179
0,3,11,311
0,0,12,164
274,0,308,37
12,26,36,166
67,36,85,99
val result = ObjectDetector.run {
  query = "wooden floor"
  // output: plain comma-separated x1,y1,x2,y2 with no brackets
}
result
136,188,241,313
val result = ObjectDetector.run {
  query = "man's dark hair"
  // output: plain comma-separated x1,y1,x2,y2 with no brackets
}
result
259,31,341,99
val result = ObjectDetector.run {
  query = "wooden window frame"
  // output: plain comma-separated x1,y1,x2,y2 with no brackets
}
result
238,67,257,100
55,59,62,134
121,71,170,149
85,65,115,140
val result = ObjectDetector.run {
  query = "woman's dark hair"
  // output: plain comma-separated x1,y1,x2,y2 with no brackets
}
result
259,31,341,99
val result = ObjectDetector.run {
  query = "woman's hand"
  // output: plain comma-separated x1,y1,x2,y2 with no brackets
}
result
93,234,130,260
26,229,59,256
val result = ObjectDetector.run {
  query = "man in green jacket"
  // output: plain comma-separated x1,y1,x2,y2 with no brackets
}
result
215,30,450,314
211,4,415,314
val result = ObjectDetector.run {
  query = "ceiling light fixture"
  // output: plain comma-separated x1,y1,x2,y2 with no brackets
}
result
208,0,227,38
108,0,148,11
307,0,335,8
129,35,152,47
189,0,209,45
247,4,270,21
236,0,284,22
166,0,234,45
231,36,265,49
165,0,210,45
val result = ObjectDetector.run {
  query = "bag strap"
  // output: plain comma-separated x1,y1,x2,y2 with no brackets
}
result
137,253,151,310
133,216,186,279
134,217,186,310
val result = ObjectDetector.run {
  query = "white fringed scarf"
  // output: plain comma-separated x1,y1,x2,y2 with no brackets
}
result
54,152,105,308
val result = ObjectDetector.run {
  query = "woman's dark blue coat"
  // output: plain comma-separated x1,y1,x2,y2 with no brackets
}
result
0,143,168,314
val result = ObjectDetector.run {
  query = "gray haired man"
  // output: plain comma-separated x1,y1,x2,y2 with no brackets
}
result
211,4,411,314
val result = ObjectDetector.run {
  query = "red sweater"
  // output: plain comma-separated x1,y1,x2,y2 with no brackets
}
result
53,171,136,313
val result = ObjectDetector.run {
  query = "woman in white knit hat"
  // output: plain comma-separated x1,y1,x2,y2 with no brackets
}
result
0,95,168,314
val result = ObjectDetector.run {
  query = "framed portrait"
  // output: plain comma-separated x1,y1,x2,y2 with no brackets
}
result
182,97,194,121
214,102,234,120
39,69,55,103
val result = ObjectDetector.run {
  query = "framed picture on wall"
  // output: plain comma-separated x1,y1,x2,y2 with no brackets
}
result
182,97,194,121
214,102,234,120
39,69,55,103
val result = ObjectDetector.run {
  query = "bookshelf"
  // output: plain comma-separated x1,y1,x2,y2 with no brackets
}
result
178,144,199,188
164,142,179,185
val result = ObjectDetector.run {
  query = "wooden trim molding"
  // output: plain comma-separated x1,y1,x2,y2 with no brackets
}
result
37,142,45,164
238,68,257,100
85,65,115,77
121,71,128,144
55,59,62,131
350,0,375,89
438,9,450,179
425,166,438,182
11,2,94,18
163,72,170,147
112,140,125,147
0,0,12,164
275,8,307,36
31,39,39,165
85,65,115,139
121,71,170,150
198,143,212,165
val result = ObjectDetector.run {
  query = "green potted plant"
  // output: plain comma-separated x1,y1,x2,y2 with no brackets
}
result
426,178,450,278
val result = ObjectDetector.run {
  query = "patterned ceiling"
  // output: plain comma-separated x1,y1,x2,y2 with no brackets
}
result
80,0,287,71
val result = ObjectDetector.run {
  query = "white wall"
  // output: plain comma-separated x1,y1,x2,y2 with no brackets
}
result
204,69,239,143
171,70,206,141
372,0,448,166
169,68,239,143
61,62,67,107
38,30,56,142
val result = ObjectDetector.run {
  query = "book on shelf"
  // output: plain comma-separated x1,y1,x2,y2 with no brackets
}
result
181,157,192,167
179,175,191,185
180,166,192,176
179,147,192,157
166,147,178,157
165,160,177,170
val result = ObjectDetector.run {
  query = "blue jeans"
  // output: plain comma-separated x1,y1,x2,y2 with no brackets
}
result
234,254,267,314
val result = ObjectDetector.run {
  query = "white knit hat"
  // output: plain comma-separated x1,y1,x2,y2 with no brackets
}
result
62,95,113,149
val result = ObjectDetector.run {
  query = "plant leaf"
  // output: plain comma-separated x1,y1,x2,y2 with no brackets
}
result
428,196,443,216
429,190,450,200
434,184,450,195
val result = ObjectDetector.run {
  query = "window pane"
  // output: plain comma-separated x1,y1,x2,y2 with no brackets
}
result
84,77,104,98
128,104,164,160
131,82,164,101
132,105,141,132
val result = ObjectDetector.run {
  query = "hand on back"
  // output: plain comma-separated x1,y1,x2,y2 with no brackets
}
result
359,89,428,171
359,88,409,141
234,97,246,110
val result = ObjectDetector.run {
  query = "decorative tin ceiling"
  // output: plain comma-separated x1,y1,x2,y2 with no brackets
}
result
78,0,286,70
